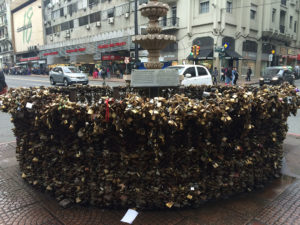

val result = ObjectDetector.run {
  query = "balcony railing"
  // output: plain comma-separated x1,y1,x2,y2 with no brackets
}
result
159,17,179,29
280,25,285,33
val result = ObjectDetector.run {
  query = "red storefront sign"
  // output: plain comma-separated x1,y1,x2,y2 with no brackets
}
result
66,48,86,53
98,42,126,49
297,54,300,61
43,51,58,56
102,55,124,61
19,57,40,62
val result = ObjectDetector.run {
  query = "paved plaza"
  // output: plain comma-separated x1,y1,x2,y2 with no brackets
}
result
0,135,299,225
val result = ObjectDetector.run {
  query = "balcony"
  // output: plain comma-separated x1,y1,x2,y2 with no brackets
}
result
280,25,285,33
159,17,179,31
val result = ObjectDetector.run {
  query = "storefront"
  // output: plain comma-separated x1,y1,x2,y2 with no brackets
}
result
242,40,257,77
222,37,243,69
286,48,297,66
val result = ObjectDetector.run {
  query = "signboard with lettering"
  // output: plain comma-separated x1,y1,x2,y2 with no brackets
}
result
131,69,179,87
12,0,44,53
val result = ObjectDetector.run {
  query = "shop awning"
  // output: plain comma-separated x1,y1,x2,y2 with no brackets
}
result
225,50,243,60
187,49,213,60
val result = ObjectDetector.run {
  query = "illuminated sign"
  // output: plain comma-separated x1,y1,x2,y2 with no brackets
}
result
98,42,126,49
19,56,40,62
43,51,58,56
66,48,86,53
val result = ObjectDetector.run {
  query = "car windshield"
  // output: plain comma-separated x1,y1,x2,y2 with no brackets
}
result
63,67,80,73
168,66,185,74
264,68,280,77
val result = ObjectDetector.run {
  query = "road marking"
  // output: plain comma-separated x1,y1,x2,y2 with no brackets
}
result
6,77,49,83
0,141,16,146
287,132,300,137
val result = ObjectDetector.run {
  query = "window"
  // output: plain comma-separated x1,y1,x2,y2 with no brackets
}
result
294,21,297,32
226,1,232,13
53,24,61,33
61,21,70,31
68,3,78,16
250,4,257,20
107,8,115,18
184,67,196,77
272,9,276,22
197,67,208,76
281,0,286,6
290,16,293,28
60,8,64,17
250,10,256,19
51,9,60,20
46,27,53,35
139,0,148,4
79,15,89,26
89,0,98,6
89,12,101,23
200,0,209,14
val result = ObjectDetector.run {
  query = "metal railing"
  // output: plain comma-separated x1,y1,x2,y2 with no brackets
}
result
159,17,179,28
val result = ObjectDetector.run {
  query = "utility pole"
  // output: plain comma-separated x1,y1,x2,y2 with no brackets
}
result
134,0,139,68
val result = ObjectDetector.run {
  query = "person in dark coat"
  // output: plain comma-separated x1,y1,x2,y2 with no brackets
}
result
246,67,252,81
0,69,8,95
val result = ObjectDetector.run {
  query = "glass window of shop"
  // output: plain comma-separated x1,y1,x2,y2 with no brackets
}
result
242,40,257,77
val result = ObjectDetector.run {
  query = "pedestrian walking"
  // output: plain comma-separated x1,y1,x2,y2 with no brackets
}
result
212,67,218,85
93,68,98,79
106,67,110,79
231,67,236,85
225,67,232,85
246,67,252,81
101,66,107,85
221,67,225,82
233,67,239,85
0,69,8,95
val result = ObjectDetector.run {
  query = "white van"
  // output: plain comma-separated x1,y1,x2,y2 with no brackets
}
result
167,65,213,86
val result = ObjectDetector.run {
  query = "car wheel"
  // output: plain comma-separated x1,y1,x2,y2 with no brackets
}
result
63,78,69,86
50,77,56,85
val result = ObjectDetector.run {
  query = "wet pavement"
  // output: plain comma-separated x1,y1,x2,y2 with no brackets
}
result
0,136,299,225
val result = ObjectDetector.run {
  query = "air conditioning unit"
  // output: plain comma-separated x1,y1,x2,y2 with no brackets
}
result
56,32,60,37
96,21,101,27
66,30,70,34
86,25,90,30
108,17,114,24
44,21,48,25
65,33,70,38
50,36,53,41
125,12,129,18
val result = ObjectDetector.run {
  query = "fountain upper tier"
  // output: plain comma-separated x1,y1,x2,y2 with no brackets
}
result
140,1,169,19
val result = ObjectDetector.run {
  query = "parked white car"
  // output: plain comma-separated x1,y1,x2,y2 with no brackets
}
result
167,65,213,86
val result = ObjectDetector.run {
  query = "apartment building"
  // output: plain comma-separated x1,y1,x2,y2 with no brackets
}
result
0,0,14,69
38,0,178,73
6,0,300,76
176,0,300,76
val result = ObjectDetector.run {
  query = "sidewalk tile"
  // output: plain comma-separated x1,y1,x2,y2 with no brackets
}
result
0,204,62,225
133,211,183,225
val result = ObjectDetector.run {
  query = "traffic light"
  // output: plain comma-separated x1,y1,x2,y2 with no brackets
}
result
190,46,194,56
196,45,200,56
271,49,275,54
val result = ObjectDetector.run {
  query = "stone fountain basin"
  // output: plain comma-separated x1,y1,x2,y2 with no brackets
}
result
140,2,169,18
132,34,176,50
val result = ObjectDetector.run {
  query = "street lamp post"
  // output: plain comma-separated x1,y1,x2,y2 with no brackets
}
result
134,0,139,68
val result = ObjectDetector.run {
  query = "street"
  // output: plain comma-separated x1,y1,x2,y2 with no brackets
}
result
0,76,300,143
0,74,124,143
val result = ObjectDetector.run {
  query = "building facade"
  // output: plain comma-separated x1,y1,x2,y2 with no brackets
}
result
176,0,300,76
5,0,300,76
0,0,14,69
